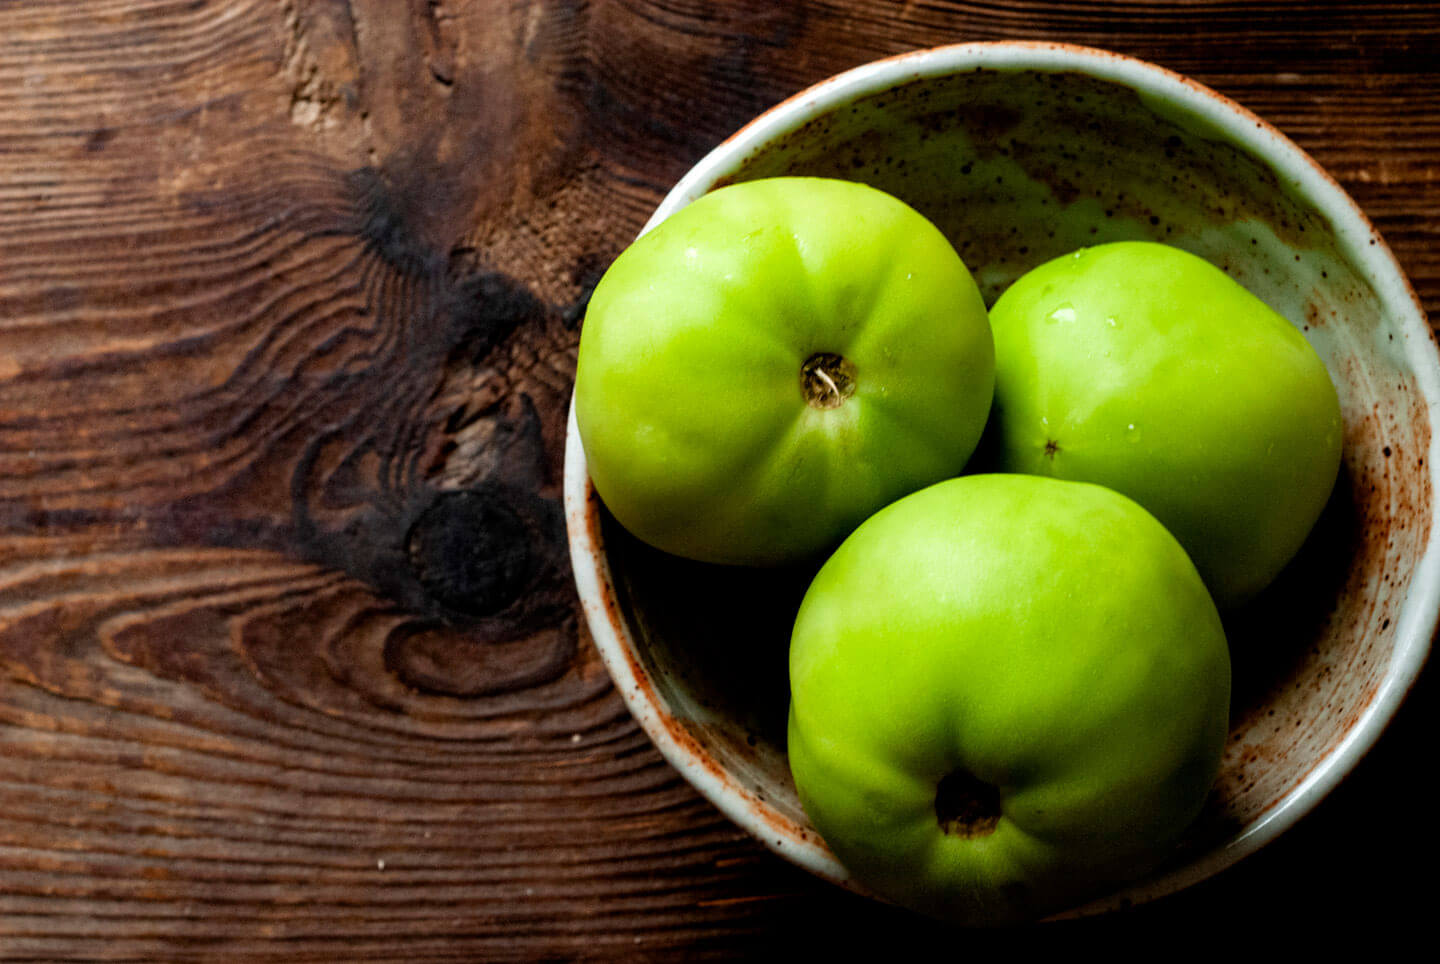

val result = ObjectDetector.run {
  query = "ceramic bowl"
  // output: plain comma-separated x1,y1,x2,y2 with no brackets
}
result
563,42,1440,917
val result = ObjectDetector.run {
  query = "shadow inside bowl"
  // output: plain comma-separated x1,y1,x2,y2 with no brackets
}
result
603,506,817,827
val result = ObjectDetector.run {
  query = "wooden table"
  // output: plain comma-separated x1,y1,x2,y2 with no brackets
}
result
1,2,1435,958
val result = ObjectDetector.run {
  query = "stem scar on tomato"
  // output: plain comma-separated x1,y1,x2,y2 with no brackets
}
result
801,352,857,409
935,768,1003,838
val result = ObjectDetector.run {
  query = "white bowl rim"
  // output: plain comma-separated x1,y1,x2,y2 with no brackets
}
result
563,40,1440,917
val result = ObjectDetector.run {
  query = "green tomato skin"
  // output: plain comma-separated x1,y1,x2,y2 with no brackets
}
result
574,177,995,566
988,241,1343,608
788,474,1230,924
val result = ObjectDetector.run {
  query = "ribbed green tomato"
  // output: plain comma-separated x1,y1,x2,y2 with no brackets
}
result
788,474,1230,924
574,177,994,566
988,241,1343,607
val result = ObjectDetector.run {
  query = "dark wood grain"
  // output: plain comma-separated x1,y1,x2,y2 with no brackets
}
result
0,1,1436,958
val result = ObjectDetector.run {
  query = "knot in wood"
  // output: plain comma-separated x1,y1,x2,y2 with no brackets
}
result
407,488,534,618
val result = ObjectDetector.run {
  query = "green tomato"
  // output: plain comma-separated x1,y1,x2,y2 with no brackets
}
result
574,177,994,565
788,474,1231,924
988,241,1343,607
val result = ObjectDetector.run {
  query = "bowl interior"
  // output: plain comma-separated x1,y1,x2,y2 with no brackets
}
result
570,50,1437,913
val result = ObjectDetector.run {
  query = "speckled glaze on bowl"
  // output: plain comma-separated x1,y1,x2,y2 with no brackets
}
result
563,42,1440,918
